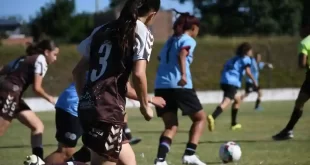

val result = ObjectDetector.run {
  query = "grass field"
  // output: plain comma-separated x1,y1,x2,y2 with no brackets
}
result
0,101,310,165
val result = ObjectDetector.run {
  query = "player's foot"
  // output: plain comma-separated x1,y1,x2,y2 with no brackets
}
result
207,115,215,132
255,106,263,111
231,124,242,130
154,158,168,165
129,137,142,145
24,155,45,165
182,155,206,165
272,130,294,141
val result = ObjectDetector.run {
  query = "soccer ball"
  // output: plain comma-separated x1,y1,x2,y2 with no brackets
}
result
219,141,242,163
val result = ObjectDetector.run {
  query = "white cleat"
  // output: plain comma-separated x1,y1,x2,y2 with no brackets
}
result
182,155,206,165
154,158,168,165
24,155,45,165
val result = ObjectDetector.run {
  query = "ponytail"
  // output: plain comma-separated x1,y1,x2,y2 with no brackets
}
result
171,9,200,37
25,40,57,56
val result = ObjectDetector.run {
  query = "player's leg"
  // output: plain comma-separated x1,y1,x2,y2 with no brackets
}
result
231,94,242,130
207,84,236,131
154,89,178,165
0,116,12,136
117,143,136,165
45,108,83,163
177,89,206,165
273,81,309,140
17,109,44,159
254,87,263,110
240,83,251,101
123,114,141,145
68,145,91,162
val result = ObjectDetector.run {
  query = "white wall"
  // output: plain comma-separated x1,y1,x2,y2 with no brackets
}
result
26,88,300,112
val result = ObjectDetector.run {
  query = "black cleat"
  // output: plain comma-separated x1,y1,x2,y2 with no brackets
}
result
129,137,142,145
272,130,294,141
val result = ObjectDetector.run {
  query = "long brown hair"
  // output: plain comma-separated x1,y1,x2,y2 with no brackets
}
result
172,9,200,36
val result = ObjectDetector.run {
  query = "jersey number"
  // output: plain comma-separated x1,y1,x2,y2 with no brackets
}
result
90,43,112,82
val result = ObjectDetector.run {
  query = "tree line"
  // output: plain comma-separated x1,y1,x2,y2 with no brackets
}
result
29,0,310,42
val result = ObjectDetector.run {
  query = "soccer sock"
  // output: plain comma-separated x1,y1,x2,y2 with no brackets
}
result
156,136,172,162
212,106,223,119
32,147,43,159
255,98,261,109
184,142,197,156
231,108,238,126
69,146,90,162
284,108,303,132
123,123,133,140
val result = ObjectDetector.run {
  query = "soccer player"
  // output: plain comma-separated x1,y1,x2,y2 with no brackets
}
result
272,21,310,141
44,80,165,164
154,11,207,165
0,40,59,159
241,53,274,110
207,42,257,131
52,1,160,165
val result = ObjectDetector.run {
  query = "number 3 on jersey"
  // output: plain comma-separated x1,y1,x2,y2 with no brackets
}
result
90,43,112,82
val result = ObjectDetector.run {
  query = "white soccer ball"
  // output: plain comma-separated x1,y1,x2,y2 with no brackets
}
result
219,141,242,163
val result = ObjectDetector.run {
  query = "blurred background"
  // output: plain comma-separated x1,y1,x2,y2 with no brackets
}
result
0,0,309,96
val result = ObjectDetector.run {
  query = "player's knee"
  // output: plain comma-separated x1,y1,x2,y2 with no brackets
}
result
56,146,76,159
295,99,306,109
191,110,206,123
32,121,44,134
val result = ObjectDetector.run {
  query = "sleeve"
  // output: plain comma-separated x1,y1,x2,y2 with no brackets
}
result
133,26,154,62
6,59,18,70
299,42,308,56
242,56,252,68
259,62,265,69
77,25,103,58
34,55,48,77
179,38,196,55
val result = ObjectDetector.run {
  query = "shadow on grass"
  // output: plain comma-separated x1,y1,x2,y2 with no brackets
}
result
0,144,57,149
175,139,310,144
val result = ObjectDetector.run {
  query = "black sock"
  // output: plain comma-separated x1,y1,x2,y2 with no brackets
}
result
32,147,43,159
184,142,197,156
212,106,223,119
255,98,261,109
69,146,90,162
123,123,132,140
284,108,303,132
156,136,172,162
231,108,238,126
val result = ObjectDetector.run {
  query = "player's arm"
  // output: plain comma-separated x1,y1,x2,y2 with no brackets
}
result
178,48,188,78
72,56,89,97
245,66,257,86
32,56,55,105
298,43,308,68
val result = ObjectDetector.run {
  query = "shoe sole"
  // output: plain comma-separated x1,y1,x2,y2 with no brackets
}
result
207,115,215,132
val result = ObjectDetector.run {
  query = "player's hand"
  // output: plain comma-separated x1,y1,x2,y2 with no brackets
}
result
150,96,166,108
48,96,56,105
178,75,187,87
267,63,274,69
253,81,258,88
140,106,153,121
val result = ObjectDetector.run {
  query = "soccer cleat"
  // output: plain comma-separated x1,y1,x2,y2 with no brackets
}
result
272,130,294,141
182,155,206,165
207,115,215,132
255,106,263,111
129,137,142,145
154,158,168,165
24,155,45,165
231,124,242,130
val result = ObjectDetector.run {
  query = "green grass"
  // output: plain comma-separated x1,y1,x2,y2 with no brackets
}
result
1,101,310,165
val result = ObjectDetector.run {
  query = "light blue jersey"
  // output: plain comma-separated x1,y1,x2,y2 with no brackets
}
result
245,58,265,84
55,83,79,117
220,55,252,88
155,34,196,89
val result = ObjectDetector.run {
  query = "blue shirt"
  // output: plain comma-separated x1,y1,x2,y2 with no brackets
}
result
220,55,252,88
55,83,79,117
245,58,265,84
155,34,196,89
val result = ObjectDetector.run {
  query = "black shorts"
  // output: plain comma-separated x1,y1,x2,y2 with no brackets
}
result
154,88,203,117
245,82,260,94
220,84,238,100
55,108,83,147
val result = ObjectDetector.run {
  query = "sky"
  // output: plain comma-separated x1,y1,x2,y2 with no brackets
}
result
0,0,194,22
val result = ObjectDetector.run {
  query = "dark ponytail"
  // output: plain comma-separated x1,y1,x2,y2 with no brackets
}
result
116,0,160,54
172,9,200,36
25,39,57,56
